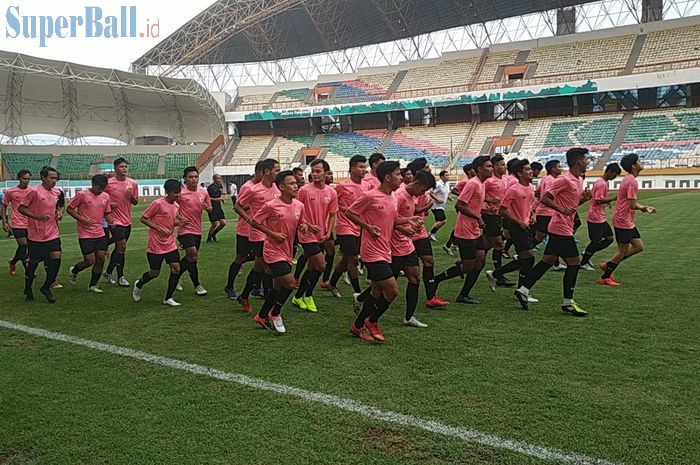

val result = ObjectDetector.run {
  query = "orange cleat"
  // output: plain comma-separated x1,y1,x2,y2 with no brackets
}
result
8,259,16,276
364,318,385,342
599,262,617,280
349,324,374,341
254,314,270,329
426,296,449,308
238,297,253,313
320,280,330,290
598,277,621,287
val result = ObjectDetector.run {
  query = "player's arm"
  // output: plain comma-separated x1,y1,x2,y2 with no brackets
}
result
541,192,576,215
499,204,527,230
250,206,285,243
1,201,9,231
629,199,656,213
55,191,66,221
104,213,115,226
455,199,480,221
174,213,188,227
415,199,433,213
140,206,169,235
66,204,92,226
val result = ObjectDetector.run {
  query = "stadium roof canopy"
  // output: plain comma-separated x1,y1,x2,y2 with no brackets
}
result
0,51,224,145
134,0,600,68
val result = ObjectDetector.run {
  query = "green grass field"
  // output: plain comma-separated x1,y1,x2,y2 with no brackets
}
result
1,191,698,465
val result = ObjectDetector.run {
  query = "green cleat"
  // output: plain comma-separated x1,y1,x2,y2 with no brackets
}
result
291,296,307,310
303,296,318,313
562,301,588,317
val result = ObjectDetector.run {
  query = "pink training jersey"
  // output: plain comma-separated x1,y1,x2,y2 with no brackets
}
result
613,173,638,229
335,179,367,236
296,183,338,243
2,186,31,229
587,177,609,224
105,177,138,227
68,190,112,239
546,172,584,237
412,192,430,241
142,198,179,254
453,178,468,194
391,185,417,257
237,182,280,243
348,188,398,264
535,175,557,217
500,182,535,226
454,176,485,240
177,187,212,236
20,185,62,242
235,180,256,237
363,172,381,190
253,198,304,265
482,175,508,215
506,174,519,189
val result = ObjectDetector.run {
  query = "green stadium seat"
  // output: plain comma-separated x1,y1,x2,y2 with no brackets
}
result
57,153,104,179
2,153,53,177
165,153,200,178
117,153,159,178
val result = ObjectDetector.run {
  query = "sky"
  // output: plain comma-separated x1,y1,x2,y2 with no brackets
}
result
0,0,214,71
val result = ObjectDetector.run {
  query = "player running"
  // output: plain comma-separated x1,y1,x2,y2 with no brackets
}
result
481,155,513,287
206,174,226,242
2,170,32,276
580,163,621,271
363,152,385,190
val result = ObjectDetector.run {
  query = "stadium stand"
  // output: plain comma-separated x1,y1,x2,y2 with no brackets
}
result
332,73,396,102
476,50,520,84
635,24,700,69
395,57,481,95
164,153,199,177
2,153,52,176
224,135,274,166
56,154,105,178
274,88,310,103
465,121,507,156
118,153,159,178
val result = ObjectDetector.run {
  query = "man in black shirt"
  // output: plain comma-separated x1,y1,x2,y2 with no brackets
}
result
207,174,226,243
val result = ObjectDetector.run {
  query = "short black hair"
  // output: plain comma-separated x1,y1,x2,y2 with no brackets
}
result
605,162,622,176
400,167,410,177
513,159,530,176
506,157,519,174
545,159,560,175
275,170,294,188
310,158,330,172
40,166,58,179
164,179,181,193
113,157,128,168
254,160,265,173
376,160,400,183
17,169,31,179
261,158,279,174
439,170,448,177
183,166,198,178
472,155,490,171
92,174,108,189
292,167,304,174
407,157,428,175
566,147,589,168
369,153,385,168
530,161,543,173
462,163,473,174
491,155,504,165
620,153,639,173
349,154,366,168
414,171,436,189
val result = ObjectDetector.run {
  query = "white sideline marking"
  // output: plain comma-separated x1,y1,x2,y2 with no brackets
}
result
0,320,620,465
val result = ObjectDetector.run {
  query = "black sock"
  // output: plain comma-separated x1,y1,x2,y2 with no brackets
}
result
272,287,294,316
189,261,200,287
356,286,372,302
423,265,435,300
295,270,310,299
72,261,87,274
11,244,27,265
601,261,618,279
89,272,101,287
405,282,419,321
166,273,179,300
433,265,462,286
114,252,125,278
522,260,553,290
583,238,614,264
262,273,273,295
504,238,513,252
24,261,39,294
241,270,262,299
304,269,322,298
137,272,152,288
492,249,502,270
330,271,343,287
563,264,580,300
354,292,377,328
350,277,361,294
43,258,61,290
258,287,278,318
493,258,520,280
518,257,535,288
294,254,307,279
226,261,242,289
446,230,455,248
323,254,334,281
179,257,191,281
430,226,438,235
369,296,391,323
459,268,482,297
105,251,118,274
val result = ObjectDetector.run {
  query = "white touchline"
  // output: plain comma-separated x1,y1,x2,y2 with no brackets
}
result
0,320,620,465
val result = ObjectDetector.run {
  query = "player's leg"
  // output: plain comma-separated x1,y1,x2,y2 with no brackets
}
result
89,247,107,291
163,252,182,306
561,237,586,316
515,234,560,309
401,260,425,327
40,243,62,303
23,241,42,301
133,253,163,302
293,245,325,312
457,244,485,304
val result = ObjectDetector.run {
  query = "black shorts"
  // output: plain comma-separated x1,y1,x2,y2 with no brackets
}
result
544,233,579,258
301,242,323,257
482,214,502,237
12,228,28,239
509,225,533,253
28,238,62,261
79,236,108,256
614,227,641,245
230,196,237,207
267,261,292,278
588,221,613,243
178,234,202,250
103,227,110,241
365,261,394,282
432,209,447,222
208,208,225,222
337,235,360,256
391,252,420,276
147,250,180,270
110,225,132,242
248,240,264,258
236,234,251,258
326,233,336,244
502,219,513,233
412,237,433,257
455,236,485,260
535,215,552,235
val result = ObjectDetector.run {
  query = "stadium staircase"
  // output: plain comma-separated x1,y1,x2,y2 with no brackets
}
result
221,138,241,166
377,129,396,153
261,137,279,161
513,49,530,65
623,35,647,75
386,70,408,96
157,155,166,176
598,112,634,168
502,121,518,138
469,50,489,90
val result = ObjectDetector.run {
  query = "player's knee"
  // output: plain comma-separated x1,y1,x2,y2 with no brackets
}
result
171,264,181,274
84,256,95,266
149,270,160,278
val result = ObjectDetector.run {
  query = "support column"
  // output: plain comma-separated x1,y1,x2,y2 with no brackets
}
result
556,7,576,35
642,0,663,23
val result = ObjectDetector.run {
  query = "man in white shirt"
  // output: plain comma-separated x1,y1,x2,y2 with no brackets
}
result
229,182,238,209
429,170,450,241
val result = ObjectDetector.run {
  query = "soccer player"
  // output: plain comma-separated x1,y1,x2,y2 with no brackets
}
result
481,155,513,287
291,159,338,311
132,179,185,307
66,175,113,292
533,160,561,245
319,168,338,288
292,167,306,188
487,159,538,300
429,170,450,241
224,161,264,299
206,174,226,242
515,148,592,316
18,166,64,303
363,152,385,190
327,155,368,296
444,163,475,255
431,156,492,305
251,170,308,334
234,159,281,313
599,153,656,285
104,157,138,287
177,166,213,295
581,163,621,271
346,161,421,341
2,170,32,276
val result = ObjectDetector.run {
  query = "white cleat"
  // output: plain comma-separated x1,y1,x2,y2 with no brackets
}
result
175,281,184,292
581,262,595,271
163,298,182,307
429,234,437,242
552,263,568,272
118,276,130,287
442,244,454,256
352,292,363,316
485,270,497,292
342,271,351,285
270,314,286,334
68,267,77,286
195,285,208,296
404,316,428,328
513,294,539,303
88,285,104,294
105,272,117,285
132,282,142,302
329,285,342,298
